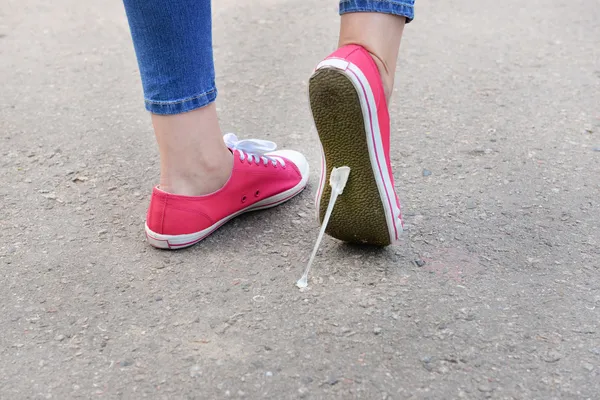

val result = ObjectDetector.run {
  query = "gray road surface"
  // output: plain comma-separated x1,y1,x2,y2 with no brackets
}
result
1,0,599,398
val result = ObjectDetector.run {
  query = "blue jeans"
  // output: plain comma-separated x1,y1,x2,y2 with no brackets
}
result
123,0,415,115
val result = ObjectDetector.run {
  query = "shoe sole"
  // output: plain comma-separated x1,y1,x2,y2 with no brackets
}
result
309,59,402,246
145,175,308,250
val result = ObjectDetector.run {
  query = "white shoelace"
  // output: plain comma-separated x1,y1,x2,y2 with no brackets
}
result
223,133,285,167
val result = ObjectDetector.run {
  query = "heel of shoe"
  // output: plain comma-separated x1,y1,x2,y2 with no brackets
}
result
145,194,171,249
145,224,171,249
144,191,213,250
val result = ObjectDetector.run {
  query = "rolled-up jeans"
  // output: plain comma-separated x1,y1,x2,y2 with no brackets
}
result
123,0,415,115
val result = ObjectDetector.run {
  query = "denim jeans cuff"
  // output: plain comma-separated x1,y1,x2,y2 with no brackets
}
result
144,88,218,115
339,0,415,22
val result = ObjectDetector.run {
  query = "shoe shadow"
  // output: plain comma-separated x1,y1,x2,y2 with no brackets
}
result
337,242,389,256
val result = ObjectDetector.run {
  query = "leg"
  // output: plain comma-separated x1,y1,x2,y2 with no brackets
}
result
338,12,406,102
123,0,309,249
152,105,232,196
123,0,232,197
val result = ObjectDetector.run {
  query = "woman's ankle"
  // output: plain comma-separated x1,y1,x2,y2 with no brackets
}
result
338,12,406,105
152,104,234,196
367,51,395,104
159,150,233,197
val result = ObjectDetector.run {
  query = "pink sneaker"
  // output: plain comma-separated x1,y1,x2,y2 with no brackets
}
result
309,45,403,246
145,134,309,249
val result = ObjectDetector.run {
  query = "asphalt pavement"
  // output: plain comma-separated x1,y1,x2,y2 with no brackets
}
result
1,0,599,398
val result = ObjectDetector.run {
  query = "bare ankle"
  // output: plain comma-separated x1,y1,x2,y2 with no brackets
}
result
152,104,235,196
367,51,394,104
338,12,405,105
160,150,233,196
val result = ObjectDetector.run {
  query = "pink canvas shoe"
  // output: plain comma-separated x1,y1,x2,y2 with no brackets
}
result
309,44,403,246
145,133,309,249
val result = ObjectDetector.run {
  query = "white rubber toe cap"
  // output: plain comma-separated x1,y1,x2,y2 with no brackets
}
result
269,149,310,182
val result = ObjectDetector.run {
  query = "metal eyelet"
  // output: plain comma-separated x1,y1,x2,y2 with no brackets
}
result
241,195,247,203
254,190,260,197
